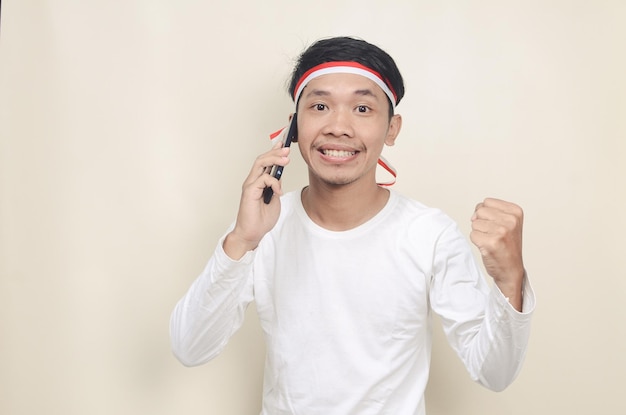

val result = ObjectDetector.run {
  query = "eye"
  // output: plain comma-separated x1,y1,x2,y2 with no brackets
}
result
356,105,370,113
314,103,327,111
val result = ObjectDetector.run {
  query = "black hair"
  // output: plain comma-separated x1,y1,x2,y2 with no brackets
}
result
288,36,405,116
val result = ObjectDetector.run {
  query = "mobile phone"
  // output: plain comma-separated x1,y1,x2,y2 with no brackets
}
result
263,114,298,204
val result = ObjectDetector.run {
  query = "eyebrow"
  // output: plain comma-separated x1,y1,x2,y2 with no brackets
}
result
304,89,331,98
304,88,379,99
354,89,377,98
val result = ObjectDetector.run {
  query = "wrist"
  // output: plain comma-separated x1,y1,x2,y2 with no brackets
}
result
223,231,259,261
494,269,525,311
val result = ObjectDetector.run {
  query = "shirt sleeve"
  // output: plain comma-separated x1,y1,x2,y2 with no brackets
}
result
169,234,256,367
429,222,536,392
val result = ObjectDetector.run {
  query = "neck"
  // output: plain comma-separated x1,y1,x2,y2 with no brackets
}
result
301,180,390,231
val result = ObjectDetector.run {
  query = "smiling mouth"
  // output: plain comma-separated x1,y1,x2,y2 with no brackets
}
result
321,149,357,157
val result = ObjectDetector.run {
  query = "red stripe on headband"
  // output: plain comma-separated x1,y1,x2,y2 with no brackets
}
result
293,61,398,104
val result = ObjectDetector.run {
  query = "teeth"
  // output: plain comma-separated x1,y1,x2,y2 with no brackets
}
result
323,149,356,157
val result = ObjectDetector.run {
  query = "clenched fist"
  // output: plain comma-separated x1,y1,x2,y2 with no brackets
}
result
470,198,526,311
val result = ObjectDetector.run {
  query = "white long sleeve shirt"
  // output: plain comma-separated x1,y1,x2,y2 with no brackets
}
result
170,190,535,415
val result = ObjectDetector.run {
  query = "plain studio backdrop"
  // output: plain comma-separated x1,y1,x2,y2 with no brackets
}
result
1,1,624,414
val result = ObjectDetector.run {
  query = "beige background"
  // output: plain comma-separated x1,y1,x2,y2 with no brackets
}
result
1,1,625,414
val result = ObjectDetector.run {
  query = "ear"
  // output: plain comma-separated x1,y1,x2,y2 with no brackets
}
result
384,114,402,146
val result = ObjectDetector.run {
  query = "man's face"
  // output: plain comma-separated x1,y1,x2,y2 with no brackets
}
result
296,73,401,187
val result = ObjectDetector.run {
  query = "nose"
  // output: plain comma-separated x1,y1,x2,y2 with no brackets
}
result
322,109,354,138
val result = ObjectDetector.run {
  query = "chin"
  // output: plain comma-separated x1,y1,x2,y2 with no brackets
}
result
318,174,362,187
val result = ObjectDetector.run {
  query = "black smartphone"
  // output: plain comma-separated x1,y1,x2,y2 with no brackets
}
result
263,114,298,204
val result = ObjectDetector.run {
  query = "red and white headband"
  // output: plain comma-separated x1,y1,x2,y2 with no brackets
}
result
293,61,398,110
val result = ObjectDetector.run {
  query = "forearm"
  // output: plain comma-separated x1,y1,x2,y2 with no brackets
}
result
466,278,535,391
432,223,535,391
170,242,255,366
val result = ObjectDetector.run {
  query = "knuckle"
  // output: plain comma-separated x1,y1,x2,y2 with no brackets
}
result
506,211,523,229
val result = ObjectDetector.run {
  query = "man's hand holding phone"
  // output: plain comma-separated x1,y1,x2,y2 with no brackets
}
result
223,116,296,260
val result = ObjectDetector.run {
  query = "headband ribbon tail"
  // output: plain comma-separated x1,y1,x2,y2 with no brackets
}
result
377,155,397,186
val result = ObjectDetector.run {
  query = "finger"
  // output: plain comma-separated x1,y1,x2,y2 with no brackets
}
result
471,215,513,241
257,147,290,170
244,147,290,184
481,198,524,217
240,176,278,206
471,217,492,234
469,228,490,250
470,220,511,254
472,205,501,221
472,199,523,223
472,210,521,238
263,180,284,202
247,163,288,201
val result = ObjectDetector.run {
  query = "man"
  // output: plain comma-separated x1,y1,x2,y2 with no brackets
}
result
170,36,535,415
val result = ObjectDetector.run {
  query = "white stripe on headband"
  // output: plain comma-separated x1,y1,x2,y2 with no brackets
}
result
293,61,397,110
